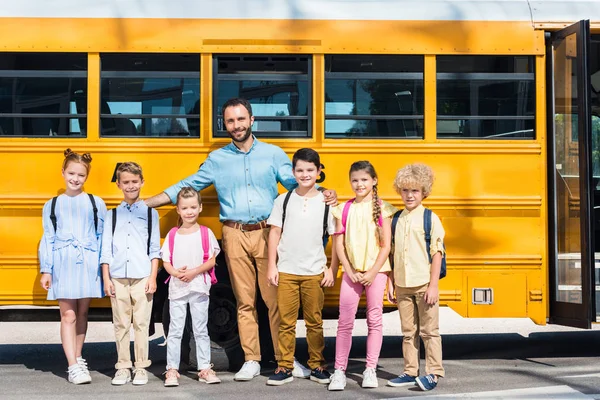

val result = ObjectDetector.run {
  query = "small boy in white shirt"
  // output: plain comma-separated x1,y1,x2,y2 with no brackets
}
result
266,148,337,386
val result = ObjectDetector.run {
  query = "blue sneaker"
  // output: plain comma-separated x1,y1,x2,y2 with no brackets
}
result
310,367,331,384
387,373,417,387
416,374,438,391
267,367,293,386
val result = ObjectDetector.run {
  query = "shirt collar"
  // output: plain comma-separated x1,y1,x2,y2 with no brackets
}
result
226,135,259,155
404,203,424,215
119,199,144,210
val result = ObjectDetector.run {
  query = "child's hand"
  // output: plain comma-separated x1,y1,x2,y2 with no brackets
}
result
322,189,338,206
104,279,115,297
321,268,335,287
40,273,52,291
345,267,363,284
267,266,279,287
386,276,397,304
359,269,377,286
424,283,439,305
145,277,157,294
179,266,198,283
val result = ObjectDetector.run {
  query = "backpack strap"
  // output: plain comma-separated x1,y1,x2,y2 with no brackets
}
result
111,208,117,235
281,191,293,231
50,196,58,232
334,199,355,235
200,225,218,285
200,225,209,264
87,194,98,234
423,208,433,264
322,203,330,243
147,207,152,256
167,227,178,265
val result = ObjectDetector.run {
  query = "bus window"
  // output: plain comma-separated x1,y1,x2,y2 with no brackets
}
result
213,55,311,138
324,55,424,139
437,55,535,139
100,54,200,137
0,53,87,137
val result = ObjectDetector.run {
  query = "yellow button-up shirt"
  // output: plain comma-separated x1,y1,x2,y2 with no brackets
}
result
393,204,445,288
332,199,397,272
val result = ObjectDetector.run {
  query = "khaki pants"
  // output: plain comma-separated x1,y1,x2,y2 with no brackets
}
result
277,272,325,370
222,225,280,362
110,277,153,369
396,283,445,377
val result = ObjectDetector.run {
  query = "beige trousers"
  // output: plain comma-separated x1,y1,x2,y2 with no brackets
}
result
222,225,280,362
396,283,445,377
110,277,153,369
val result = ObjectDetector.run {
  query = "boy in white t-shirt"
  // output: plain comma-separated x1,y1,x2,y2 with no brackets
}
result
266,148,337,386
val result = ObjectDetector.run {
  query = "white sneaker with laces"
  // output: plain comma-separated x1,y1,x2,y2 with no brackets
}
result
132,368,148,385
234,361,261,381
68,364,92,385
292,358,311,379
112,368,132,385
362,367,378,388
76,357,90,378
328,369,346,391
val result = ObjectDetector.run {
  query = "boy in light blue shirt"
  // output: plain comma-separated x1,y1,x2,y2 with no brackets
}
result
100,162,160,386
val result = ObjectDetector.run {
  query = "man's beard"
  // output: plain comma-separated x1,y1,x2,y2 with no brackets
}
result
229,125,252,143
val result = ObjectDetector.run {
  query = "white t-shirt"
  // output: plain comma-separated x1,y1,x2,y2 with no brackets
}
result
267,190,336,276
160,227,220,300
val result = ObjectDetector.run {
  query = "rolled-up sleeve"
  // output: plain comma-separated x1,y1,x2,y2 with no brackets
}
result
429,212,446,257
164,156,215,204
99,209,113,266
39,201,55,274
149,208,161,260
273,148,297,191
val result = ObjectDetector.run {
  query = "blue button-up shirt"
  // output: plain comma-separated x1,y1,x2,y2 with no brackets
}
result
100,200,161,279
164,137,297,223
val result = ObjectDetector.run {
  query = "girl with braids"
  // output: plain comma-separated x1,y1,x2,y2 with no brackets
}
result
328,161,396,391
39,148,107,384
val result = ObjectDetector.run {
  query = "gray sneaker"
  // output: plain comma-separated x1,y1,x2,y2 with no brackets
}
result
328,369,346,391
111,368,132,385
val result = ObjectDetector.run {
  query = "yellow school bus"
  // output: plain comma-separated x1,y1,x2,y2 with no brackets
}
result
0,0,599,362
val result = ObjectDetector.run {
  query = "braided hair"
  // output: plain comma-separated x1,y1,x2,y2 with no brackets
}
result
349,160,383,245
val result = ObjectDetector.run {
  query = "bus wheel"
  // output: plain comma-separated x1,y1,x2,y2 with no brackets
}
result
209,283,244,371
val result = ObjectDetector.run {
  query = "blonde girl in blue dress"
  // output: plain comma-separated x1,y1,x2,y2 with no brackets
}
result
39,149,106,384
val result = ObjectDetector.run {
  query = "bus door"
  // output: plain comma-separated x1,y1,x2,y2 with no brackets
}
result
549,20,596,328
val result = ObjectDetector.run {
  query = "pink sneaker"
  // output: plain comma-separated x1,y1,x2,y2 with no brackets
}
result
198,365,221,384
164,369,180,387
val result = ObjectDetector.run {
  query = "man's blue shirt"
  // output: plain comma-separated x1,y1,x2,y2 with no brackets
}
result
100,200,161,279
164,137,297,223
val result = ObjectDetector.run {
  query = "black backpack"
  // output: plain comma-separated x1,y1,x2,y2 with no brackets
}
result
281,191,330,248
50,194,98,234
390,208,446,278
111,207,153,256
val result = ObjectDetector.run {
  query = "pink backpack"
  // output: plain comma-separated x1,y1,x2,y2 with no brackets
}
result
164,225,217,285
335,198,383,235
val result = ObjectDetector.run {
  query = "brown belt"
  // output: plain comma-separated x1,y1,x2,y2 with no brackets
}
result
222,220,268,232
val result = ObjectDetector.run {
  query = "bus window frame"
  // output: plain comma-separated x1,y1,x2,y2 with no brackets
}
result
212,54,313,139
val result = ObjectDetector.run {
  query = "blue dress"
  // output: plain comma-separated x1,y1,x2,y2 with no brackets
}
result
39,193,107,300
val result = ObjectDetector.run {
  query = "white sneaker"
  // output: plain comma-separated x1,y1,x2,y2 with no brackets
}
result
68,364,92,385
132,368,148,385
76,357,90,377
362,367,378,388
292,358,311,379
328,369,346,391
111,368,132,385
234,361,261,381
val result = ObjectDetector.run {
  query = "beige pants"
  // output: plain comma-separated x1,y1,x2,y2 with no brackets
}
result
110,277,153,369
396,283,445,377
222,225,280,362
